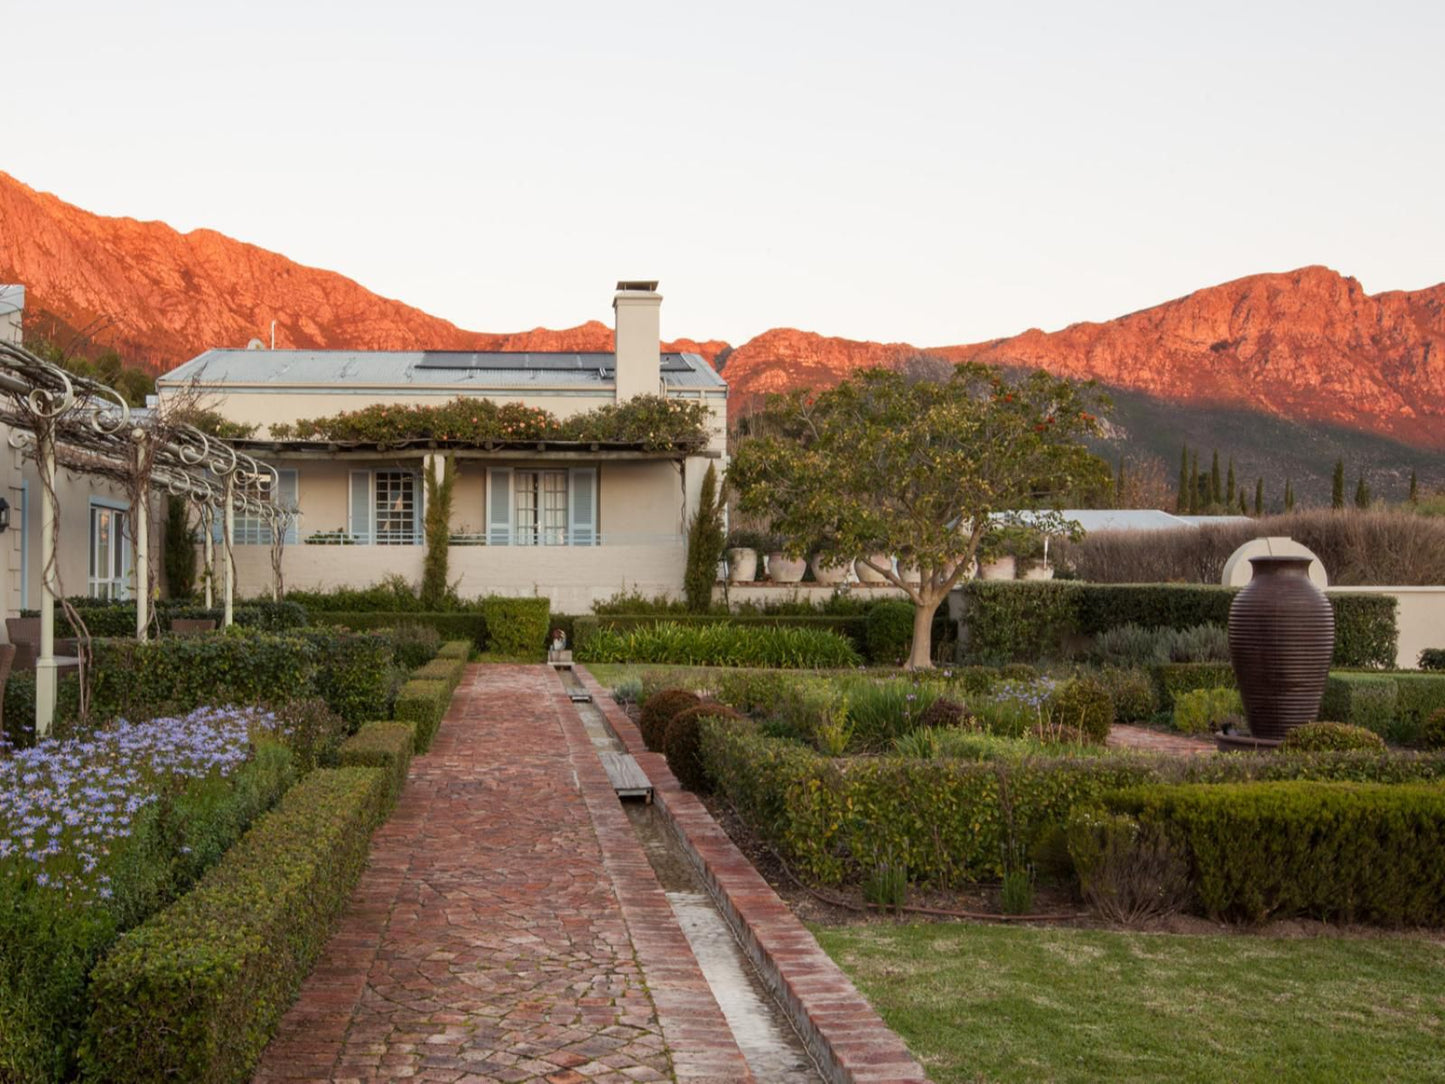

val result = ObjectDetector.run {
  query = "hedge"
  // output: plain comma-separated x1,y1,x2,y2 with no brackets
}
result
576,621,863,669
412,656,467,690
1393,673,1445,741
1421,648,1445,671
80,766,388,1084
957,582,1398,669
300,631,395,730
436,640,471,661
1104,781,1445,924
338,722,416,815
479,596,551,656
702,720,1445,886
305,611,487,650
1150,662,1236,710
26,600,309,638
1321,674,1400,738
393,679,451,753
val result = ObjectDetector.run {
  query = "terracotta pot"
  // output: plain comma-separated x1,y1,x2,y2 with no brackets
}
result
767,552,807,584
810,555,851,585
854,554,892,584
726,547,758,583
1227,555,1334,742
979,556,1017,581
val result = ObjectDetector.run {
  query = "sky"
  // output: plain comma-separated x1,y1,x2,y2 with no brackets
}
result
6,0,1443,347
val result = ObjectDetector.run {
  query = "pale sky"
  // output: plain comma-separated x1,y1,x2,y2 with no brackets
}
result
7,1,1443,347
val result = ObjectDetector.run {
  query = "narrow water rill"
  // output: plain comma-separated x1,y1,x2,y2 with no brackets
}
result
561,669,824,1084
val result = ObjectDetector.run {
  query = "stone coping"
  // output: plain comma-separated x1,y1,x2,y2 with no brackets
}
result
574,666,930,1084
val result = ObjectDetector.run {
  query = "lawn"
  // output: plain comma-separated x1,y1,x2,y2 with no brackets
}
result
813,922,1445,1084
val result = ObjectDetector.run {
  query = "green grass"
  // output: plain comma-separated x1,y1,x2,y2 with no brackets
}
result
814,923,1445,1084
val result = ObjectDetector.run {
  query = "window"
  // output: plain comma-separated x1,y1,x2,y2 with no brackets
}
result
233,469,299,545
348,469,422,544
89,502,130,600
487,467,596,546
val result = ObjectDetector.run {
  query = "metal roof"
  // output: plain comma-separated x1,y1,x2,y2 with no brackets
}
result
160,349,726,391
1008,508,1217,533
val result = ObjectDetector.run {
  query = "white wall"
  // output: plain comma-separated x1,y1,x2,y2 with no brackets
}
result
1325,586,1445,670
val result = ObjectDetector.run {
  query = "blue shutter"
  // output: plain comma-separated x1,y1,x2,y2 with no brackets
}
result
412,471,424,545
348,470,372,544
569,467,597,546
487,468,512,546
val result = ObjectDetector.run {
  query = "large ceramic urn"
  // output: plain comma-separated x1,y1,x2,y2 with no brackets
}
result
1228,556,1334,741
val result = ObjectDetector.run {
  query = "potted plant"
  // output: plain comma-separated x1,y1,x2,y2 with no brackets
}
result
854,553,893,584
766,536,807,583
725,529,765,583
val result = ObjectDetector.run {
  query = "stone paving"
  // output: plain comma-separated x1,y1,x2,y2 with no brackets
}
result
254,665,751,1083
1107,722,1216,756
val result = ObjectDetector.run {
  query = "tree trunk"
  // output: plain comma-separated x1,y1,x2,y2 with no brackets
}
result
907,593,943,669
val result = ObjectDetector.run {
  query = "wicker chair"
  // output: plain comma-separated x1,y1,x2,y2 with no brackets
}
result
5,617,80,672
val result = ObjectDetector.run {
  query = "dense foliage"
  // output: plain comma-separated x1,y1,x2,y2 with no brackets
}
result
162,496,197,600
1282,722,1385,752
684,464,725,612
421,455,456,609
269,394,710,451
478,596,551,656
338,722,417,813
639,689,701,752
80,766,388,1083
393,680,451,753
576,621,862,668
730,364,1109,667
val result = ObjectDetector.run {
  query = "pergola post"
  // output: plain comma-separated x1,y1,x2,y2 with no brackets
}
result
223,474,235,627
133,435,150,640
35,430,57,739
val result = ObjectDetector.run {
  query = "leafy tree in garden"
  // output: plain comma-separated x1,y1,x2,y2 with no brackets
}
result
421,455,456,608
1254,477,1264,515
162,494,197,599
1355,473,1371,509
729,364,1108,668
1332,459,1345,509
684,463,726,612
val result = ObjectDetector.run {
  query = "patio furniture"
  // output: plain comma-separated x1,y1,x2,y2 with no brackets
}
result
5,617,80,673
170,617,218,635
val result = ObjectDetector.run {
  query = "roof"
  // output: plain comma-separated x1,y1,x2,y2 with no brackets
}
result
159,349,726,392
0,285,23,316
1006,509,1245,533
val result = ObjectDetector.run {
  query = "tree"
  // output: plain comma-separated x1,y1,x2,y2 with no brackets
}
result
1210,450,1222,507
1189,450,1200,514
730,364,1107,668
1226,459,1236,506
162,494,197,599
1409,470,1419,505
1332,459,1345,509
1114,457,1125,507
1254,477,1264,515
1354,473,1371,510
421,455,456,609
1239,491,1248,516
684,463,725,612
1284,478,1295,512
1176,446,1189,513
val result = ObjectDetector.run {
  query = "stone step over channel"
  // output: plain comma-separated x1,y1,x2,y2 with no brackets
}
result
571,666,931,1084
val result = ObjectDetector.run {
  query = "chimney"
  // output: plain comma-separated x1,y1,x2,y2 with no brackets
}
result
612,280,661,401
0,286,23,347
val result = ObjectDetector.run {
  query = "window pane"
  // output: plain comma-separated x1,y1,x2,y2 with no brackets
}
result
542,472,568,545
514,471,538,546
374,471,416,545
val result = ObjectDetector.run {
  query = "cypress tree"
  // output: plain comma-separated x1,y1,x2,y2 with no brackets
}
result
1409,469,1419,505
1115,456,1125,506
1189,451,1200,514
1177,446,1189,513
1284,478,1295,512
1332,459,1345,509
684,463,726,612
1239,491,1248,516
1354,473,1370,509
1254,477,1264,515
1210,450,1222,508
162,494,197,599
1226,459,1236,506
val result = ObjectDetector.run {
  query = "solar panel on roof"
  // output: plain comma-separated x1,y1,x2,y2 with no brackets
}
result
414,352,694,373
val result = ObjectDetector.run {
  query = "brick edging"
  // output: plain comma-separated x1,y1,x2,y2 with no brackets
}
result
573,667,930,1084
543,669,755,1083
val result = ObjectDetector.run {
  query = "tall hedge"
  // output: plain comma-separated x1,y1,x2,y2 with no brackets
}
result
478,597,551,656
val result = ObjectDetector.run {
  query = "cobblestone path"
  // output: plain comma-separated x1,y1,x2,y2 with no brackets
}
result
1107,722,1216,755
254,665,751,1083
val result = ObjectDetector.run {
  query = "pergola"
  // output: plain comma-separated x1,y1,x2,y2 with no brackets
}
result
0,341,289,737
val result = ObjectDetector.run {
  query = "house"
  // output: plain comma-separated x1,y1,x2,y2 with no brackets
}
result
158,282,728,613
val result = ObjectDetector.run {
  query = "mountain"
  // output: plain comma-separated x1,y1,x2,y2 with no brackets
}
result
2,171,1443,460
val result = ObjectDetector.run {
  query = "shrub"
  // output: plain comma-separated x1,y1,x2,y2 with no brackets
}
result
684,464,725,612
1094,667,1159,724
1065,807,1191,924
712,669,793,715
392,623,443,669
1321,674,1399,739
958,581,1081,663
1330,592,1399,670
306,611,487,650
392,679,451,753
999,663,1039,681
412,656,467,690
1049,676,1114,744
1422,708,1445,751
479,596,551,656
1151,662,1236,711
1091,623,1160,666
1161,624,1230,663
269,697,350,773
338,721,416,815
80,766,388,1084
1282,722,1385,753
865,600,916,665
1171,687,1243,735
639,688,702,752
286,576,431,613
1391,673,1445,742
917,697,975,731
300,630,394,730
839,677,942,752
664,704,744,792
1105,781,1445,924
436,640,471,661
576,621,862,669
943,665,999,695
1420,648,1445,672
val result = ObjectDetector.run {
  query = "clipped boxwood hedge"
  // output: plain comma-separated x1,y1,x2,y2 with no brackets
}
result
1321,674,1400,738
27,600,309,638
436,640,471,661
338,721,416,815
958,582,1398,669
1150,662,1237,711
300,630,394,730
576,621,862,669
393,679,451,753
305,611,487,650
1104,781,1445,924
412,657,467,690
478,596,551,656
79,766,387,1084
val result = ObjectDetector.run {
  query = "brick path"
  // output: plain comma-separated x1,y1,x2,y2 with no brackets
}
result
1107,722,1216,756
254,665,751,1083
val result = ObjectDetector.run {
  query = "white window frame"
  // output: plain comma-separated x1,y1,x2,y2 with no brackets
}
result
486,466,598,546
88,498,132,600
348,469,423,545
234,469,299,545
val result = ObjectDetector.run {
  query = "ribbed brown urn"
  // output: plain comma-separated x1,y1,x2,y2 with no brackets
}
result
1227,556,1334,741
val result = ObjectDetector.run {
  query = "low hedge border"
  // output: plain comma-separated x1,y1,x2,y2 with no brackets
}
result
338,722,417,815
412,657,467,690
393,679,452,753
1324,671,1445,744
1103,780,1445,925
436,640,471,661
478,597,550,656
80,765,389,1084
306,611,487,650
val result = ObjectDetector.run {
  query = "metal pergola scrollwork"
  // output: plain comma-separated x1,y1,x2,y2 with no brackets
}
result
0,341,290,737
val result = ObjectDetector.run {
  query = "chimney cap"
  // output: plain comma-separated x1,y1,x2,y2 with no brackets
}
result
615,280,659,293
